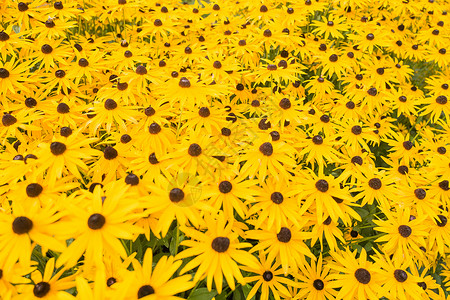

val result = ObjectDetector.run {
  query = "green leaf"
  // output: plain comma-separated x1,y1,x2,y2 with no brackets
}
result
188,288,217,300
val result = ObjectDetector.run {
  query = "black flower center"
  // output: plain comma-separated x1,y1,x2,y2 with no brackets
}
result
403,141,413,150
325,49,338,59
179,77,191,88
367,87,377,96
106,277,116,287
211,237,230,252
50,142,66,155
0,68,10,78
270,131,280,141
125,173,139,186
394,269,408,282
351,156,363,165
414,188,426,199
437,146,447,154
148,153,159,164
26,183,43,197
312,135,323,145
136,65,147,75
12,216,33,234
351,125,362,135
418,282,427,290
104,146,118,160
346,101,355,109
398,225,412,237
271,192,283,204
55,70,65,78
137,285,155,298
350,230,358,237
41,44,53,54
18,2,29,11
148,123,161,134
279,98,291,109
88,213,106,230
277,227,291,243
436,95,447,104
120,134,131,143
2,114,17,126
33,282,51,298
104,99,118,110
219,181,232,193
368,178,382,190
188,143,202,157
259,142,273,156
436,215,447,227
366,33,375,40
398,165,409,174
198,107,210,117
262,271,273,281
60,127,72,137
169,188,184,203
57,103,70,114
315,179,329,192
25,97,37,108
54,1,63,9
439,180,449,191
221,128,231,136
354,268,371,284
313,279,324,290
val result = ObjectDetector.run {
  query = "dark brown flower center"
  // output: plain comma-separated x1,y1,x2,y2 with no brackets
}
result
103,146,118,160
57,103,70,114
398,225,412,237
41,44,53,54
211,237,230,252
148,123,161,134
414,188,426,199
125,173,139,186
2,114,17,126
50,142,66,155
312,135,323,145
198,107,210,117
398,165,409,174
436,95,447,104
88,213,106,230
137,285,155,298
439,180,449,191
60,127,72,137
179,77,191,88
394,269,408,282
12,216,33,234
315,179,329,192
0,68,10,78
270,192,283,204
33,282,51,298
354,268,371,284
436,215,447,227
26,183,43,197
136,65,147,75
188,143,202,156
279,98,291,109
403,141,413,150
106,277,116,287
104,99,117,110
262,270,273,281
169,188,184,202
277,227,291,243
219,181,232,193
55,70,65,78
313,279,324,290
259,142,273,156
368,178,382,190
54,1,63,9
351,125,362,135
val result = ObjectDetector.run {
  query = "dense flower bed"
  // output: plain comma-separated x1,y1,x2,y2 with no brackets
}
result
1,0,450,299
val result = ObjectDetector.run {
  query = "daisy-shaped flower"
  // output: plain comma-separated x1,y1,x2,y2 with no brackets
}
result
177,213,259,293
